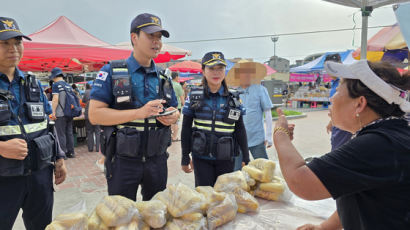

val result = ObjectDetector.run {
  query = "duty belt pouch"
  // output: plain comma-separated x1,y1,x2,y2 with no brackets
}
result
0,100,11,125
216,136,234,161
33,134,55,170
146,127,171,158
191,130,207,156
115,127,141,158
100,127,116,157
100,127,116,179
25,102,45,121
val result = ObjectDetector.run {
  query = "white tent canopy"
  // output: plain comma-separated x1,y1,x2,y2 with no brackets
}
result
324,0,410,8
290,50,356,73
323,0,410,59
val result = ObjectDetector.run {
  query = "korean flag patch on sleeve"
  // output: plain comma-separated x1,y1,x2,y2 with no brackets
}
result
96,71,108,81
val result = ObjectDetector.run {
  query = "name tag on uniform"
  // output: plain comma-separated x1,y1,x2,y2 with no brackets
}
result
116,96,131,103
25,102,45,121
228,109,241,121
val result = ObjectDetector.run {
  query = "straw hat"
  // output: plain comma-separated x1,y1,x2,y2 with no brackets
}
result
226,60,267,87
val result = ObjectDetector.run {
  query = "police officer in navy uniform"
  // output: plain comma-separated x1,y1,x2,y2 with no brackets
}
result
89,13,179,201
181,52,249,187
0,17,67,230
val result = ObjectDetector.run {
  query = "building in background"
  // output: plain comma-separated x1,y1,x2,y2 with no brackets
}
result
267,56,290,73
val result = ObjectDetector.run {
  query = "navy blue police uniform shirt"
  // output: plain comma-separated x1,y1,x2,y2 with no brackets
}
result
91,54,177,109
0,68,52,126
307,119,410,230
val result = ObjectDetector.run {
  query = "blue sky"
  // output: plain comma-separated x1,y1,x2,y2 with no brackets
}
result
1,0,398,63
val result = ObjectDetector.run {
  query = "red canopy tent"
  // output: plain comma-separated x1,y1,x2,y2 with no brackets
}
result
20,16,189,73
264,63,277,75
168,61,202,73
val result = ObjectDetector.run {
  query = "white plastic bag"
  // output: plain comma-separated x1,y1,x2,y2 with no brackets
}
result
45,201,88,230
95,195,140,227
207,194,238,230
153,183,205,218
135,199,167,228
214,171,249,192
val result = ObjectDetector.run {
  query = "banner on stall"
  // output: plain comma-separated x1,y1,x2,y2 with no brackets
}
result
289,73,332,83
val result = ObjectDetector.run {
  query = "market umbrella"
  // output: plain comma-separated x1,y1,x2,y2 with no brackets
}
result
115,42,191,63
169,61,202,73
179,77,194,83
352,24,408,61
323,0,410,59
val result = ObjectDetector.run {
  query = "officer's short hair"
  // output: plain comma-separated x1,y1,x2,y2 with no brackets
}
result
130,28,141,47
171,72,179,80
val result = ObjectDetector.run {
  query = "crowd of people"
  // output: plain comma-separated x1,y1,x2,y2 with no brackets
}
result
0,13,409,230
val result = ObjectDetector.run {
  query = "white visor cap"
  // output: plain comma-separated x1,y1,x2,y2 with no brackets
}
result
324,60,410,113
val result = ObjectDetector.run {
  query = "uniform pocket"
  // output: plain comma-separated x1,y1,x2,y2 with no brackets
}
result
146,127,171,158
33,134,55,170
216,136,233,161
0,156,24,176
115,128,141,158
192,131,207,156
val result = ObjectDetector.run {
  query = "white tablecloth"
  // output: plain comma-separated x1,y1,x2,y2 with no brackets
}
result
220,196,336,230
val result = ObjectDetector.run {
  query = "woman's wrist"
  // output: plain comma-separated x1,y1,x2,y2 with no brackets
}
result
274,127,290,138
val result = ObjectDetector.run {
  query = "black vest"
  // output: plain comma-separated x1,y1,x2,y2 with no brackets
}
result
0,74,53,176
106,60,174,161
189,87,242,160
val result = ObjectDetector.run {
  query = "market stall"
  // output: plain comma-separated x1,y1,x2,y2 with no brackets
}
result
288,50,356,109
45,159,336,230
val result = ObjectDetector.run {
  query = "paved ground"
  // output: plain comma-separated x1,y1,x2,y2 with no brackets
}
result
13,110,332,229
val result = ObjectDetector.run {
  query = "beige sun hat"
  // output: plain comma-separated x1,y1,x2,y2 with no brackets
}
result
226,60,267,87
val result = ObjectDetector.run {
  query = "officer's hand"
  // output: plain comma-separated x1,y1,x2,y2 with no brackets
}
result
140,99,165,118
182,159,194,173
54,158,67,185
0,139,28,160
50,113,57,121
157,107,180,126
